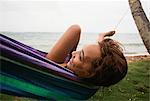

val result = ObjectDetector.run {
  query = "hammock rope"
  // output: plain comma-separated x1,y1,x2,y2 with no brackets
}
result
114,8,129,30
113,1,137,30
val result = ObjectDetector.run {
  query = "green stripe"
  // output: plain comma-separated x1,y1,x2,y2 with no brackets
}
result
0,75,71,100
0,56,98,89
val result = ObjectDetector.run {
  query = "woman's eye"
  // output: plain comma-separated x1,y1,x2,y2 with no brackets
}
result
79,51,82,61
79,56,81,60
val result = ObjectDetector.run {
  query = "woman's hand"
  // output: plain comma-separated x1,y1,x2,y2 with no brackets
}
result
97,31,115,42
101,30,115,37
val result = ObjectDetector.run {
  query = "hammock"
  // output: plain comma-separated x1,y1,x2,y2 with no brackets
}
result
0,34,99,100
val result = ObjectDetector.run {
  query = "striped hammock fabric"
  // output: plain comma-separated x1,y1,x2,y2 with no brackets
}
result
0,34,99,100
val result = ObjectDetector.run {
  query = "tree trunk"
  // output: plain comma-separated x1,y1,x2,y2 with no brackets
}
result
128,0,150,54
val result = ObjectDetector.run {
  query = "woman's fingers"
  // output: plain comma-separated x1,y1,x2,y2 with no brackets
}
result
103,31,116,37
97,31,116,42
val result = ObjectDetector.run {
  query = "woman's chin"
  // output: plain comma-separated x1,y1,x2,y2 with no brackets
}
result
67,62,71,68
67,62,73,70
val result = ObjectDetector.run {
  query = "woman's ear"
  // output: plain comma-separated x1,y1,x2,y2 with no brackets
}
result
83,70,96,78
75,70,94,78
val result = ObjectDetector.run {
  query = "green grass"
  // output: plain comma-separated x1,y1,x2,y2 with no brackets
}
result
89,60,150,101
1,60,150,101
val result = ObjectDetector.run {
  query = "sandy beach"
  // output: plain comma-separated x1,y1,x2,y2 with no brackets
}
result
126,54,150,63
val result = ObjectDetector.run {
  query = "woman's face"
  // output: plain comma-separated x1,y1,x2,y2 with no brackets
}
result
67,44,101,78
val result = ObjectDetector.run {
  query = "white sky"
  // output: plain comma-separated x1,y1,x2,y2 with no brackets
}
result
0,0,149,33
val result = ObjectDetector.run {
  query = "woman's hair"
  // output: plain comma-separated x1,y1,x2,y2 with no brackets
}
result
85,38,128,87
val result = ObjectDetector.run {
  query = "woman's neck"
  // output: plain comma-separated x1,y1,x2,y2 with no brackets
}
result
59,63,67,68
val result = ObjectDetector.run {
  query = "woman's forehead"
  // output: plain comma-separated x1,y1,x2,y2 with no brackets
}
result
82,44,101,60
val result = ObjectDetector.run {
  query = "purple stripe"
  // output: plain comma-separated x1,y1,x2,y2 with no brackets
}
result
1,44,77,79
0,34,47,56
0,36,73,73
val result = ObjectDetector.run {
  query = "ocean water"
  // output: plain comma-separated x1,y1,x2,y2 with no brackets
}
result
0,32,148,56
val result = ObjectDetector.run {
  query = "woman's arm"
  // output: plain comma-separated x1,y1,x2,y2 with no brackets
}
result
46,25,81,63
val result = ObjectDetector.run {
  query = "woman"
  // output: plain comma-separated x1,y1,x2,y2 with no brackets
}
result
46,25,128,87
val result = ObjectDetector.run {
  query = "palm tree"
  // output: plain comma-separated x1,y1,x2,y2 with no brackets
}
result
128,0,150,54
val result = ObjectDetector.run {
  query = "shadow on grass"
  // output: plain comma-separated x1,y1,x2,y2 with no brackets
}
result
0,60,150,101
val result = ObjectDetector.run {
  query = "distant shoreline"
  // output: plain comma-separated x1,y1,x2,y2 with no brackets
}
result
125,54,150,63
1,32,148,56
125,52,149,56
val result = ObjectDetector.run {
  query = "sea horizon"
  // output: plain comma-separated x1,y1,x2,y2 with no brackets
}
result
0,31,149,56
